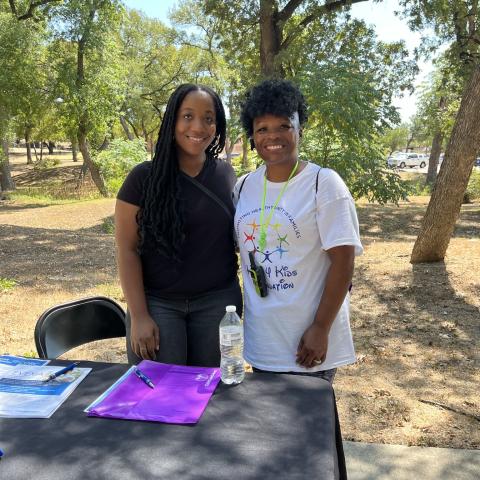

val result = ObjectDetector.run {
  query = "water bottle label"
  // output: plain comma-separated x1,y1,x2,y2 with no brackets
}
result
220,331,242,346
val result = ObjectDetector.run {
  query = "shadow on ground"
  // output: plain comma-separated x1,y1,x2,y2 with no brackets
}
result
0,223,116,292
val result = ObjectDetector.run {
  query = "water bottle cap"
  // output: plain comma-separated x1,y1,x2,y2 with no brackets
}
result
225,305,236,313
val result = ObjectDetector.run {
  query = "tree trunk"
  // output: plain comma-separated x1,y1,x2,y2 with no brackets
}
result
259,0,283,77
78,126,108,197
47,141,55,154
411,65,480,263
98,135,109,151
224,137,232,164
72,140,78,162
120,115,134,140
76,19,108,197
32,142,39,162
39,140,44,163
241,135,250,170
25,127,33,164
1,138,15,191
425,131,443,186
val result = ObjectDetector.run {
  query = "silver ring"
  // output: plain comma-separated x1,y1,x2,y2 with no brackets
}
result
313,359,322,365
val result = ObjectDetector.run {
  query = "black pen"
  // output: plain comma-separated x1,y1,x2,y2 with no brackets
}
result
133,366,155,389
43,362,80,382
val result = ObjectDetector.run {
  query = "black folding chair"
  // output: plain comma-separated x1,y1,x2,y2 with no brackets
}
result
35,296,126,359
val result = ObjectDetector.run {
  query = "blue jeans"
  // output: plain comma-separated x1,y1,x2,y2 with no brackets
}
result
126,281,243,367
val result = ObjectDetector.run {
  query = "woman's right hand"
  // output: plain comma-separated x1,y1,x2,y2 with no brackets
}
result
130,314,160,360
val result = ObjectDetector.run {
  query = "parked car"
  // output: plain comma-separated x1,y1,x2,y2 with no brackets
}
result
387,152,427,169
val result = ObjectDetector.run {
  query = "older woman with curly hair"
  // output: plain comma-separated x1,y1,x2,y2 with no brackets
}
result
234,79,363,383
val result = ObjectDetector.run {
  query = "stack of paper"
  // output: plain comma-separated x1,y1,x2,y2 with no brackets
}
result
0,355,91,418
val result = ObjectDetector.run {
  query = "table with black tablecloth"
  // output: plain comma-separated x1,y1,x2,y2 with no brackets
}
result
0,361,347,480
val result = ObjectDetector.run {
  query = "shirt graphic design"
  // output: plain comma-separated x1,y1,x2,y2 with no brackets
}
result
237,205,301,292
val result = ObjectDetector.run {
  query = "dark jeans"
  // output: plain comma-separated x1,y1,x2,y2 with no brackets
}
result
252,367,337,384
126,281,243,367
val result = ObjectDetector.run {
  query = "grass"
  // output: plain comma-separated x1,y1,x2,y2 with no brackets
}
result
101,217,115,234
95,283,124,302
6,187,102,205
0,278,17,293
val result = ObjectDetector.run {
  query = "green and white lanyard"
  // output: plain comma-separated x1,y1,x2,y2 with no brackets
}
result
258,161,299,251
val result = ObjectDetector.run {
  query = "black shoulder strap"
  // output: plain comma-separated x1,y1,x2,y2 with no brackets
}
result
181,172,233,221
315,167,321,194
237,173,250,198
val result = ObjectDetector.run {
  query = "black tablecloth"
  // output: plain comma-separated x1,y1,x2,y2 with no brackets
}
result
0,361,346,480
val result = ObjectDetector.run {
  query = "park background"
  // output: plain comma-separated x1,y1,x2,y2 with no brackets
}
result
0,0,479,450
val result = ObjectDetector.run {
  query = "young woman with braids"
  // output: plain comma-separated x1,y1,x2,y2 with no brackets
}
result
115,84,242,366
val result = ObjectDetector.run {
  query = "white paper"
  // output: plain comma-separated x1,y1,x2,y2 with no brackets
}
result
0,363,91,418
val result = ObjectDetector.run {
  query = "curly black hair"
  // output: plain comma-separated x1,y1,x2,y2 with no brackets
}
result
240,79,308,138
138,83,226,261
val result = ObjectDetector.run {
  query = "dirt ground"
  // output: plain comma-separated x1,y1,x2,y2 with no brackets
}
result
1,151,479,449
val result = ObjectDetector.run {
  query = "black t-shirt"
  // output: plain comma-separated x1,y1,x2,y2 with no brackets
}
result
117,159,238,297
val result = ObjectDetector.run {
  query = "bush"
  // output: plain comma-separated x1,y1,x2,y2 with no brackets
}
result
403,174,433,196
464,169,480,203
94,139,147,195
33,157,61,170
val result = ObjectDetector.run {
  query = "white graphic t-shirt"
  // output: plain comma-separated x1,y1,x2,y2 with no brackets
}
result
234,162,363,372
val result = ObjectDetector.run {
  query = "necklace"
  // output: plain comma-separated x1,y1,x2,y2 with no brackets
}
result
258,161,299,251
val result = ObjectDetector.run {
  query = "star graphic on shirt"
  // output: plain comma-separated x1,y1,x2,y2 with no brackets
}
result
277,233,289,246
244,232,255,243
271,222,282,231
276,246,288,258
247,220,260,232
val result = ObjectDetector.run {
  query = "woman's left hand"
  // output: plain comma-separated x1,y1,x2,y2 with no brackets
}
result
296,323,329,368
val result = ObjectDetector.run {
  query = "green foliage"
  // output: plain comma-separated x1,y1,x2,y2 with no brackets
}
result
93,138,147,195
7,186,101,202
0,277,16,293
379,124,409,155
101,216,115,234
413,53,464,147
402,173,433,196
295,21,416,203
33,157,61,170
465,168,480,201
300,126,410,204
21,351,39,358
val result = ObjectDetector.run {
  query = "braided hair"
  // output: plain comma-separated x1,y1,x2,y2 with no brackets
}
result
138,83,226,261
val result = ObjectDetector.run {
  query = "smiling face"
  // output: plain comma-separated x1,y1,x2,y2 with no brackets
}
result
174,90,217,162
252,113,301,167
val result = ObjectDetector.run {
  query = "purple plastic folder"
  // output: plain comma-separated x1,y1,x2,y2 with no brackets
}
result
86,361,221,424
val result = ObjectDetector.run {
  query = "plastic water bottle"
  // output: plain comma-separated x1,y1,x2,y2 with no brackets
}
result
219,305,244,384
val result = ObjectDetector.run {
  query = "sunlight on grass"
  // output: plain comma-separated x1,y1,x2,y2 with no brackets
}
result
0,278,17,293
95,283,124,302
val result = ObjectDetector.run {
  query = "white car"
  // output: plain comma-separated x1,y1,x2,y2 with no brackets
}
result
387,152,428,169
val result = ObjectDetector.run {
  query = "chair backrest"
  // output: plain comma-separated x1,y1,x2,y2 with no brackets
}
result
35,296,126,359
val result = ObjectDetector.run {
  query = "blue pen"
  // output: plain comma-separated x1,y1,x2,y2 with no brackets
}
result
43,362,80,382
133,366,155,389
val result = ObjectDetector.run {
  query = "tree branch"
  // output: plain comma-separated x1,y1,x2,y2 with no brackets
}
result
420,399,480,422
281,0,369,51
8,0,17,16
8,0,61,21
278,0,304,23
